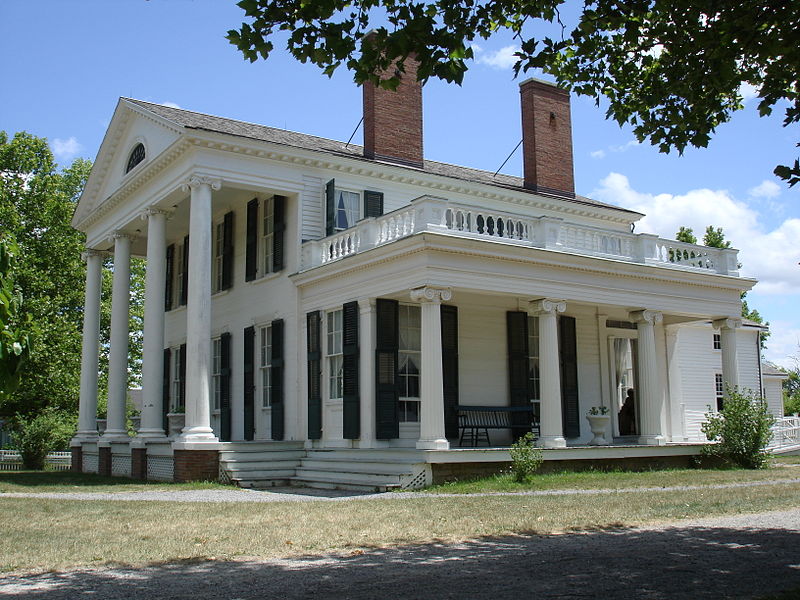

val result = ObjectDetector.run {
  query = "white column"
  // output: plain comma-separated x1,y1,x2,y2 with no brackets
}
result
631,309,665,445
665,325,684,442
531,299,566,448
178,175,220,443
357,298,377,448
714,317,741,395
74,249,104,441
103,233,133,440
138,208,170,438
411,286,451,450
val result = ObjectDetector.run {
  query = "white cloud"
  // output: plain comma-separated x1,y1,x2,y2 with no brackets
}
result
50,137,82,162
748,179,781,199
161,101,181,109
475,45,520,70
739,82,759,103
763,323,800,370
591,173,800,296
590,139,639,159
590,150,606,159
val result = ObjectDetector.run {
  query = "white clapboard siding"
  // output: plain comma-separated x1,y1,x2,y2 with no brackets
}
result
301,174,323,241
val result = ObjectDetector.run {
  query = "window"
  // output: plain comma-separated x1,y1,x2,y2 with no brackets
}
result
213,221,225,292
211,337,222,410
399,304,421,422
260,325,273,408
713,333,721,350
715,373,724,411
125,143,145,174
171,346,183,412
327,310,344,400
335,189,360,231
174,243,185,308
262,196,274,274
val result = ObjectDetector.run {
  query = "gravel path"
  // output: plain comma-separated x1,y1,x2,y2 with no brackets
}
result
1,508,799,599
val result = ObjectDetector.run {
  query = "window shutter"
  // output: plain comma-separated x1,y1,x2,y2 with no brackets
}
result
342,301,360,439
375,298,399,440
271,319,285,440
325,179,335,236
221,211,234,290
180,236,189,306
307,311,322,440
507,311,529,439
363,190,384,218
179,343,187,410
219,332,232,441
162,348,171,432
559,315,580,438
245,198,258,281
164,244,174,311
441,304,459,440
243,326,255,441
272,195,286,272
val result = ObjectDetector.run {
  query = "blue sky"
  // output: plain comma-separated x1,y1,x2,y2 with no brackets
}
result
2,0,798,368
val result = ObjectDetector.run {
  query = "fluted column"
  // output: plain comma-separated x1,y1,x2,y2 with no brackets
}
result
178,175,220,443
411,286,451,450
74,249,104,441
631,309,665,445
530,299,566,448
103,232,133,440
138,208,170,438
713,317,741,396
358,298,377,448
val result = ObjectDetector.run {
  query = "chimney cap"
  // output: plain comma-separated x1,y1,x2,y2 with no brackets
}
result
519,77,570,95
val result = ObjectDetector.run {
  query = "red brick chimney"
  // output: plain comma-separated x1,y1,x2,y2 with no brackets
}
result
519,78,575,198
363,55,424,168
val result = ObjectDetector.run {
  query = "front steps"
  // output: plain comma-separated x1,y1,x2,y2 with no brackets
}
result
218,441,305,488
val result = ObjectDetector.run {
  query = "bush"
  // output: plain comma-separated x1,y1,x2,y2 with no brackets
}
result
509,432,543,482
701,388,775,469
12,410,76,470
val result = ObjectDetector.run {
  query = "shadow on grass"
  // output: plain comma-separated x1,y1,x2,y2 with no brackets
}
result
0,471,154,488
2,520,800,599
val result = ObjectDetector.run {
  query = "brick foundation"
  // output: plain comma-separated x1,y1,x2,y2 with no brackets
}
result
131,448,147,480
98,446,112,476
71,446,83,473
173,449,219,482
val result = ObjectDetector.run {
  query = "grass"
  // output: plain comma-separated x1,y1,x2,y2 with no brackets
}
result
0,471,227,493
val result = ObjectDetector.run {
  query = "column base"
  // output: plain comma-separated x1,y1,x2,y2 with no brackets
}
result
537,435,567,448
177,426,218,444
137,428,169,440
416,439,450,450
100,429,130,443
71,430,99,445
638,435,666,446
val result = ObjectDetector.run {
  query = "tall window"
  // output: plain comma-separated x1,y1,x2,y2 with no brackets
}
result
211,337,222,411
174,243,185,308
327,310,343,400
171,346,183,412
260,325,273,407
713,333,721,350
335,189,359,231
715,373,724,411
399,304,421,422
262,196,274,275
527,316,541,423
213,222,224,292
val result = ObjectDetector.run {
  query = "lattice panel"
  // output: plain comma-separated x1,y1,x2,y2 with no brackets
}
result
400,465,431,489
147,455,174,481
111,454,131,477
83,452,99,474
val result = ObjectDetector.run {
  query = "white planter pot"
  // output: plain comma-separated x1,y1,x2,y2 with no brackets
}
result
586,414,611,446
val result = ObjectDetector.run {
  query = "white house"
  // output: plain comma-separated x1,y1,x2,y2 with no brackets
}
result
70,72,768,488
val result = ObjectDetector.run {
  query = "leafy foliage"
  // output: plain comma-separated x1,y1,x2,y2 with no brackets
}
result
0,235,30,397
229,0,800,184
11,409,76,469
674,226,697,245
701,387,774,469
508,432,543,482
702,226,732,249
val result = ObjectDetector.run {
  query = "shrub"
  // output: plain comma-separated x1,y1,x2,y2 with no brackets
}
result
701,388,775,469
12,410,76,470
509,432,543,482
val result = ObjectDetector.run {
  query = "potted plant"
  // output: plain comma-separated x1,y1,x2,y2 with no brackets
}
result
586,406,611,445
167,406,185,438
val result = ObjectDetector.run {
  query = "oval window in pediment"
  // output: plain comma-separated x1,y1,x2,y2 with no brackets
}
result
125,143,146,174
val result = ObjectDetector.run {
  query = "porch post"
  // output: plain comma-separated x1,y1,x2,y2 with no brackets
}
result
531,299,566,448
411,286,451,450
178,175,220,443
74,249,104,441
103,232,133,440
358,298,377,448
138,208,170,438
713,318,741,395
631,309,665,445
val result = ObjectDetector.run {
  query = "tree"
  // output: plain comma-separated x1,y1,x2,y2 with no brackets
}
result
702,226,732,249
229,1,800,185
0,235,29,397
675,227,697,244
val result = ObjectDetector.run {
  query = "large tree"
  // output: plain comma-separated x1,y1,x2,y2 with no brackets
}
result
0,235,29,398
229,0,800,185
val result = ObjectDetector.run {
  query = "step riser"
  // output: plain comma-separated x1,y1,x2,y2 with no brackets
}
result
294,469,402,486
299,460,413,475
220,460,304,470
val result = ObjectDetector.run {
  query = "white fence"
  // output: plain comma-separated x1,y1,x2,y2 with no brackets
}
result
0,450,72,471
767,417,800,452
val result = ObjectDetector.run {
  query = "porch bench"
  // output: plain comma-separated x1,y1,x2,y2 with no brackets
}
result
456,405,539,447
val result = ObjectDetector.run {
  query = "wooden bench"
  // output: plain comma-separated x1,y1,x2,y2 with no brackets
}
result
456,405,539,447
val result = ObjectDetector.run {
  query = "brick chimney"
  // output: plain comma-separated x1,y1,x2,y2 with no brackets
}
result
363,55,424,168
519,78,575,198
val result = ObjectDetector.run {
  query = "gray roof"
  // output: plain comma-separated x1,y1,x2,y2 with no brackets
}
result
125,98,640,216
762,362,789,377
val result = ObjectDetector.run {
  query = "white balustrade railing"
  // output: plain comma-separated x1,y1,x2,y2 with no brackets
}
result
767,416,800,451
301,194,740,275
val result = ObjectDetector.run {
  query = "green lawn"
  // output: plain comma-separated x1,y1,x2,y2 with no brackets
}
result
0,471,227,493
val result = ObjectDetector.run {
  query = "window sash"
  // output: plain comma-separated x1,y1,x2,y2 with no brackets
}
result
334,190,359,231
213,222,224,292
171,347,182,412
260,326,273,408
174,245,184,309
211,338,222,410
527,316,541,402
327,310,344,400
398,304,421,422
262,197,274,275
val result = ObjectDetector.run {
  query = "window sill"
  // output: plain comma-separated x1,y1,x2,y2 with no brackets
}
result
211,288,230,299
246,271,282,287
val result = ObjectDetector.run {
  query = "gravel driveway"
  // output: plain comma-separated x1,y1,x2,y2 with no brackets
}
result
2,507,799,599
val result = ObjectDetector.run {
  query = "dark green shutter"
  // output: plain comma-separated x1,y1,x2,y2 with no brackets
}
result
271,319,285,440
375,298,399,440
325,179,335,236
180,236,189,306
342,301,360,439
162,348,171,432
221,211,234,290
219,332,232,441
507,311,529,439
559,315,580,438
164,244,174,311
179,343,187,411
441,304,459,440
307,311,322,440
363,190,384,218
272,195,286,272
245,198,258,281
243,326,255,440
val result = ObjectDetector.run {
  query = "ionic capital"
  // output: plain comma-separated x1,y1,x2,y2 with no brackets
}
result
140,207,172,221
81,248,107,262
107,231,136,244
712,317,742,331
181,174,222,193
529,298,566,316
410,286,452,304
630,309,663,326
358,298,376,313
